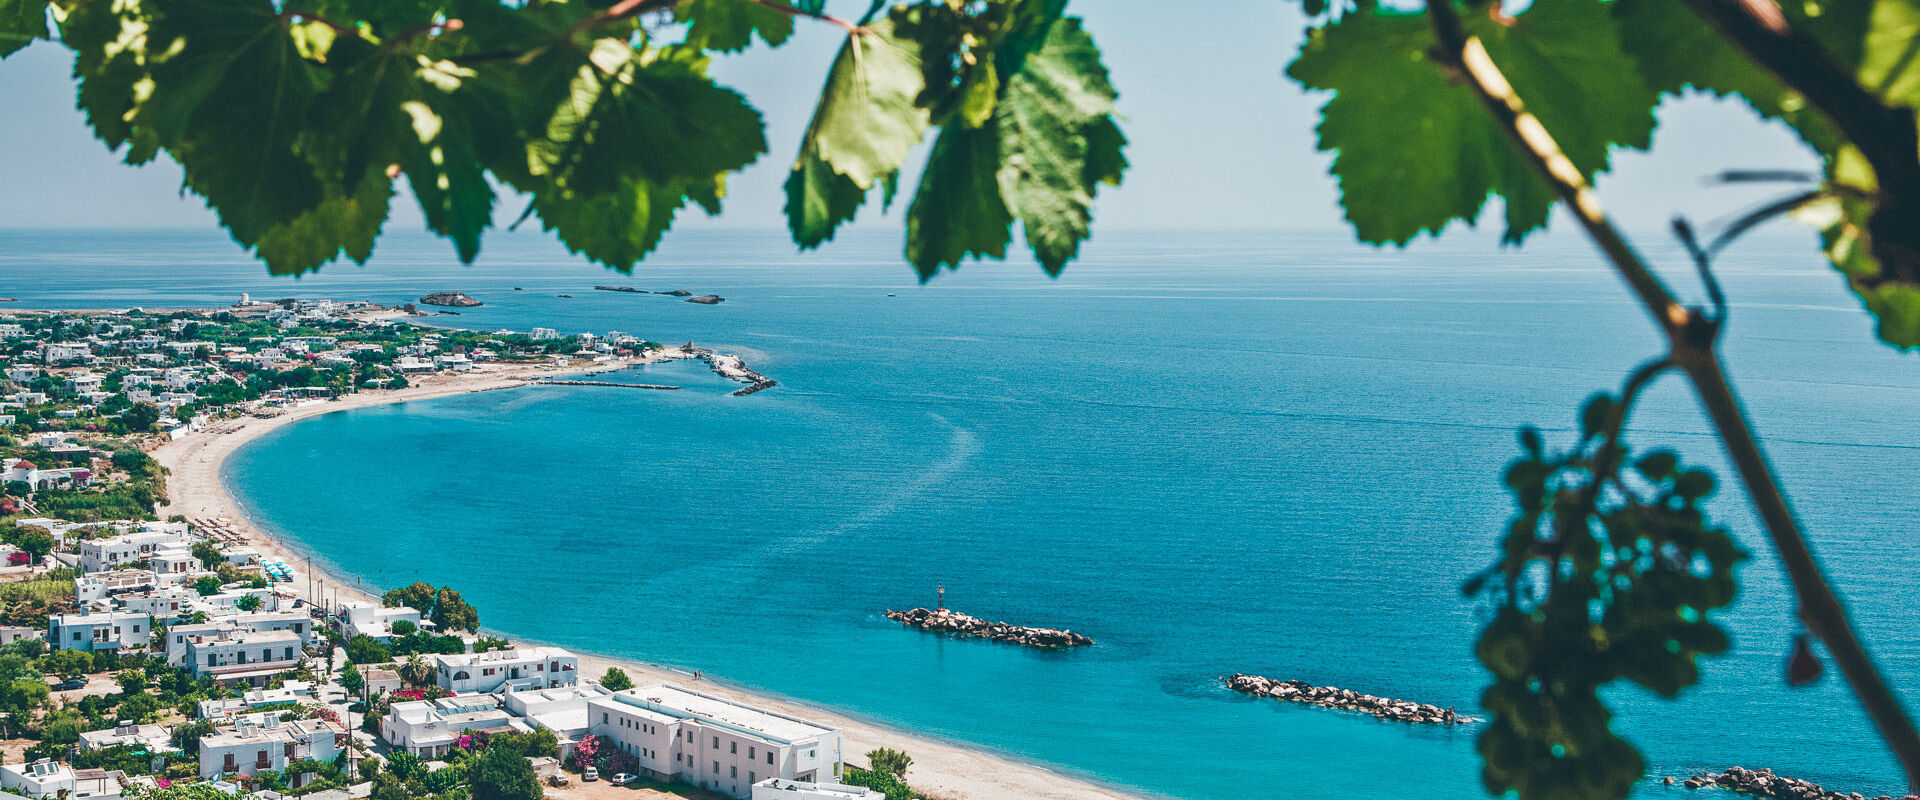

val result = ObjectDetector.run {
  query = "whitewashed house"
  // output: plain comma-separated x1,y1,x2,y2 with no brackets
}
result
48,610,151,653
336,601,422,642
79,531,188,573
380,696,533,758
587,684,846,799
63,373,104,394
78,721,170,754
197,715,346,782
0,760,122,800
430,646,577,694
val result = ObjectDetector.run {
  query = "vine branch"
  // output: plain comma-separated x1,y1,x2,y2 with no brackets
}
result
1426,0,1920,791
1677,0,1920,286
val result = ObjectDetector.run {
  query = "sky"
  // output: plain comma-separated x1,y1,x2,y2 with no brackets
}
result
0,0,1819,242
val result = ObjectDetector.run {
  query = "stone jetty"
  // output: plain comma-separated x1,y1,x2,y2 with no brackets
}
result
884,607,1092,648
1222,674,1476,725
1675,767,1912,800
666,345,776,396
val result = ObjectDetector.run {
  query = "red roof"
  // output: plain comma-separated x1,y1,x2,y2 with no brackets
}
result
12,461,34,469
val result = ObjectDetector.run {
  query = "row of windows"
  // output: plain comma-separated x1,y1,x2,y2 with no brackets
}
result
599,713,778,767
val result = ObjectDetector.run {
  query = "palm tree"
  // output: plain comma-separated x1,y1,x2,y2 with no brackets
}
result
398,655,432,688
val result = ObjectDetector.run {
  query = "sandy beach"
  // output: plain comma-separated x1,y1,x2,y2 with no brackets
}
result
149,358,1145,800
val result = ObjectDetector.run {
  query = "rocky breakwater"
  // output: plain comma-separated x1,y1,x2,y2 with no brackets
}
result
1223,674,1477,725
1675,767,1914,800
884,607,1092,648
419,291,482,307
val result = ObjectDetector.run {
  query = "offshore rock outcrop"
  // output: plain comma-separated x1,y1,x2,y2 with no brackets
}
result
419,291,482,307
685,294,725,305
1676,767,1915,800
884,607,1092,648
1222,674,1476,725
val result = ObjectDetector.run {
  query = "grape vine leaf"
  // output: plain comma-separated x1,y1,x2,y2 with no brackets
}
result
138,0,329,246
254,168,393,276
1614,0,1920,348
906,121,1013,277
993,15,1124,273
58,0,157,163
785,18,930,248
901,7,1125,278
481,37,763,271
535,41,766,199
1611,0,1844,155
1287,0,1658,245
0,0,47,58
675,0,795,53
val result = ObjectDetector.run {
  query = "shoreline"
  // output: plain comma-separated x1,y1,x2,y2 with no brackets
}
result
149,360,1149,800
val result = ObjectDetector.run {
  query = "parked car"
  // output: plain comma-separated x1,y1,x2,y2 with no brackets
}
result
52,677,85,691
611,774,633,786
582,768,598,782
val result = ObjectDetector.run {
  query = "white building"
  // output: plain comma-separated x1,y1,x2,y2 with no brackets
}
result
0,761,124,800
78,721,170,754
530,328,558,340
198,715,346,782
176,627,306,686
48,610,151,653
587,684,846,799
336,601,422,642
79,531,188,573
44,343,91,363
751,779,882,800
198,682,317,721
380,696,534,758
500,683,613,754
430,647,577,694
73,570,159,604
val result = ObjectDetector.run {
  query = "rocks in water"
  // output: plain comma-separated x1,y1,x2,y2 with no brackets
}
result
419,291,482,307
1221,674,1476,725
1677,767,1911,800
658,290,694,297
595,286,644,293
685,295,724,305
884,607,1092,648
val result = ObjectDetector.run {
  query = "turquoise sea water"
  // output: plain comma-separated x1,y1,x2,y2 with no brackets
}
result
5,227,1920,800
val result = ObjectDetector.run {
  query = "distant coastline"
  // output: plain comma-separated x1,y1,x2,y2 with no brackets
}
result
150,341,1149,800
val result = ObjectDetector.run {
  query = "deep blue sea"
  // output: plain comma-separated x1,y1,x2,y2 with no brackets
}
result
4,227,1919,800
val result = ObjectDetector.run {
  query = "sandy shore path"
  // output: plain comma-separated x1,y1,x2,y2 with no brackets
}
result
149,360,1145,800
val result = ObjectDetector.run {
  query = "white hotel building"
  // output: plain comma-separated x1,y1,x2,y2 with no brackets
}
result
586,684,844,799
429,647,577,694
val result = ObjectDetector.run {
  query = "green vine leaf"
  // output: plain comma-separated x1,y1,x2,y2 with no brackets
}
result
0,0,48,58
675,0,795,53
139,0,330,247
993,15,1123,274
785,17,930,249
906,121,1012,277
900,4,1126,277
1611,0,1844,154
1288,0,1658,245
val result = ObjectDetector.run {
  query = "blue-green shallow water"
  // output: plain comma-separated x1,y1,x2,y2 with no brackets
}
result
6,227,1920,800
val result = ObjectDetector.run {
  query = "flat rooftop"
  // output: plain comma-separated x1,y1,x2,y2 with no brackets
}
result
611,684,833,745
